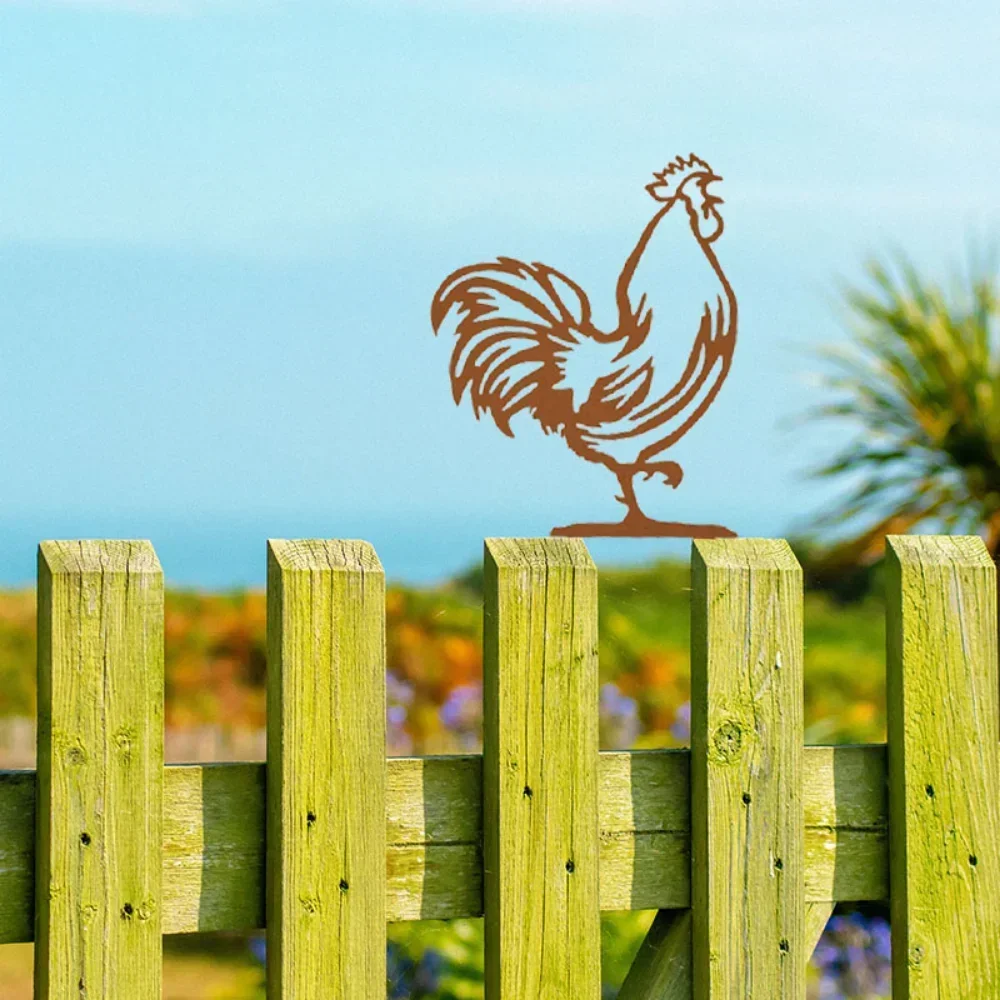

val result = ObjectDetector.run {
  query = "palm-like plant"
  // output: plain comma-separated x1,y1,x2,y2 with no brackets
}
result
807,251,1000,564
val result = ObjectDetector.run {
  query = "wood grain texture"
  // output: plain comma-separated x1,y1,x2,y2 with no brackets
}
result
802,744,888,904
0,770,34,943
616,902,834,1000
0,746,889,942
886,535,1000,998
34,541,164,999
163,763,265,934
266,540,386,998
617,909,691,1000
483,538,600,998
691,539,805,998
804,901,835,960
0,746,887,942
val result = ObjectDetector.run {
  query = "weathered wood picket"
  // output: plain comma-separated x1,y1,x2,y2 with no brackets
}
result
0,534,998,997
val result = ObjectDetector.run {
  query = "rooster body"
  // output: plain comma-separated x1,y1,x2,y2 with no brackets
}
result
431,155,737,534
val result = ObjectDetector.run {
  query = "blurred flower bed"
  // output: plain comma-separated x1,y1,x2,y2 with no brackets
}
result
0,559,887,748
0,559,891,997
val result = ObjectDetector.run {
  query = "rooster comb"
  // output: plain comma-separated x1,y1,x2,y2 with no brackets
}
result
646,154,716,202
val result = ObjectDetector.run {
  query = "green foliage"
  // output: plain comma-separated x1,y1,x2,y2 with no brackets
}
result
388,920,484,998
0,592,34,718
807,250,1000,560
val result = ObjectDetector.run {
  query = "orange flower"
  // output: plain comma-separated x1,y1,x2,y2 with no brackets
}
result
638,650,677,688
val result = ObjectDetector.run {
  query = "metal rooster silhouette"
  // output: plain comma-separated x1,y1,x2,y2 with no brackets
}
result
431,154,737,538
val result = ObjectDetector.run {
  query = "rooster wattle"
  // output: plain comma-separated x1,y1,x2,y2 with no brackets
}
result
431,154,737,537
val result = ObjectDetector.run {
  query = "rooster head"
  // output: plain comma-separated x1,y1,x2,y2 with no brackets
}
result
646,154,724,243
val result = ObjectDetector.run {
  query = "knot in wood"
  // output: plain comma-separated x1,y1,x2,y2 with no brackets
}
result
299,893,322,914
113,727,135,764
712,720,744,763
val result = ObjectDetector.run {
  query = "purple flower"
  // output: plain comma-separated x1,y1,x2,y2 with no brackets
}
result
811,910,890,998
439,683,483,750
248,934,266,965
670,701,691,742
600,683,640,749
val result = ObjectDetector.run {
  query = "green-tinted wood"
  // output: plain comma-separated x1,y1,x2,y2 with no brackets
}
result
0,746,888,943
804,902,835,961
0,745,890,943
266,540,386,997
0,770,35,943
886,535,1000,998
803,744,888,905
691,539,805,998
163,762,265,933
617,909,691,1000
387,754,484,921
34,541,164,999
483,538,600,998
616,903,834,1000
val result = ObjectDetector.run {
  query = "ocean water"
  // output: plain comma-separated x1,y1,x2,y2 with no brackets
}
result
0,503,785,588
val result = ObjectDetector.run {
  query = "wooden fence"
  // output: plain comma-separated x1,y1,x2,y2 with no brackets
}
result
0,535,998,997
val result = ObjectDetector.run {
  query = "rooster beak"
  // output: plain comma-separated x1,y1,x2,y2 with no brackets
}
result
703,173,724,207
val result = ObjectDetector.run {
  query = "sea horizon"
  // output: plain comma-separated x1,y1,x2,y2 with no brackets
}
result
0,502,788,589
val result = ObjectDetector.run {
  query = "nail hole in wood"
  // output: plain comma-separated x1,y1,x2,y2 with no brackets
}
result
565,860,575,873
742,792,752,805
307,811,316,826
121,903,133,919
523,785,533,798
80,832,91,846
970,854,978,867
925,784,935,798
339,879,349,893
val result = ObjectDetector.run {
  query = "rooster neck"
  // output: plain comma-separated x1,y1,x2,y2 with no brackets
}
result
613,200,721,350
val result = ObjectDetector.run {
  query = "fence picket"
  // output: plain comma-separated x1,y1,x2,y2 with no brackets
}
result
266,540,386,998
34,541,164,1000
690,538,805,998
886,535,1000,997
483,538,600,999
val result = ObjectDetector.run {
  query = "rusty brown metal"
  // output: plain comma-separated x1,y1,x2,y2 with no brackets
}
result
432,154,737,538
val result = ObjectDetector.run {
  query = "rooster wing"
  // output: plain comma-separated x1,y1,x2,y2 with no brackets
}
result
431,257,652,437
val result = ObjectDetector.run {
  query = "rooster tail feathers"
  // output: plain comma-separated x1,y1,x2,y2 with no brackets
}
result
431,258,593,436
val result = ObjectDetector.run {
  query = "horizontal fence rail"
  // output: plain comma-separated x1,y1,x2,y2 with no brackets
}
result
0,744,887,940
0,534,997,998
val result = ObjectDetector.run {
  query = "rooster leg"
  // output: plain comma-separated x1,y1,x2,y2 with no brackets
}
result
614,468,645,522
640,461,684,489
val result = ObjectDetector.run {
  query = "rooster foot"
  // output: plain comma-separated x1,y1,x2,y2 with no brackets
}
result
640,461,684,489
551,460,735,537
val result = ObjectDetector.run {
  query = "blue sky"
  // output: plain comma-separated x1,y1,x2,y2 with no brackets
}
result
1,0,998,585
